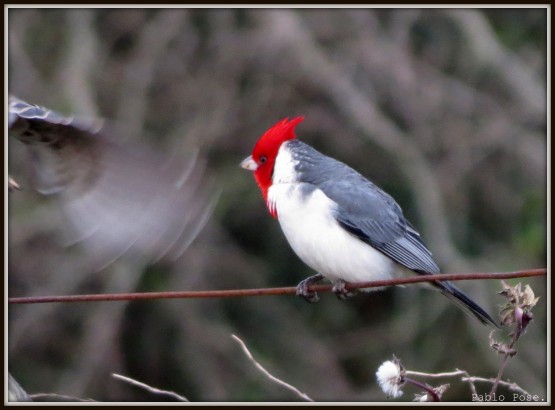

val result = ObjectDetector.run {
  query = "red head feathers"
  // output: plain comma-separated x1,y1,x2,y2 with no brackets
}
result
241,117,304,216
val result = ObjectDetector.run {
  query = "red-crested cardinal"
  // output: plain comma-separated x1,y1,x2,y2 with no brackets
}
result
241,117,497,326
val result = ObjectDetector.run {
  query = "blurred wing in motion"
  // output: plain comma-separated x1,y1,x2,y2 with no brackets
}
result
9,95,216,269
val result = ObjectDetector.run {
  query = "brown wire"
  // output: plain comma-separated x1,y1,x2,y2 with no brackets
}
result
8,268,546,305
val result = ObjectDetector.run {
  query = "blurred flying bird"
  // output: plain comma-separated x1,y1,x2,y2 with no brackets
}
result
9,95,216,269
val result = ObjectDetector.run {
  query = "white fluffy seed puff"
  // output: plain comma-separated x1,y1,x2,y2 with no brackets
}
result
376,359,405,399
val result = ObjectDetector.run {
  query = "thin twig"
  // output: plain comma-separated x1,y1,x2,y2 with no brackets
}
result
8,268,546,305
231,334,313,402
29,393,94,402
406,369,469,378
463,376,531,396
8,175,22,192
490,327,520,396
491,353,513,395
406,369,478,396
406,368,532,398
404,378,440,402
112,373,188,401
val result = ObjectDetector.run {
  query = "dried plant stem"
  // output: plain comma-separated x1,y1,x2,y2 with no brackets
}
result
406,369,477,396
490,340,516,395
464,376,531,396
406,358,532,398
406,369,469,378
231,334,313,402
404,378,440,402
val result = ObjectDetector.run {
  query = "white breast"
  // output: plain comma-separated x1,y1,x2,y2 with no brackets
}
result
268,144,411,287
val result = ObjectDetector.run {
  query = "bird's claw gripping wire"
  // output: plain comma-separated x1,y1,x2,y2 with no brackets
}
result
295,273,325,303
331,280,359,300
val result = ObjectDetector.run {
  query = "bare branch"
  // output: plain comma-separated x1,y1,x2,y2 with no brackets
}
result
231,334,313,402
112,373,188,402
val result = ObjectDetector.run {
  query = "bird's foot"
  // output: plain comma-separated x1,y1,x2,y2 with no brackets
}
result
332,280,358,300
295,273,325,303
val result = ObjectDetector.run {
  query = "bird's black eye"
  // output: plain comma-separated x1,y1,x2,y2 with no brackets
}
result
259,156,267,164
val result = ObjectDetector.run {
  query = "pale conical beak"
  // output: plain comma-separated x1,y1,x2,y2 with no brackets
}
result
240,155,258,171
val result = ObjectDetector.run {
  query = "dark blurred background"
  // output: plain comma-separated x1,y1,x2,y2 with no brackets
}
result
7,8,547,402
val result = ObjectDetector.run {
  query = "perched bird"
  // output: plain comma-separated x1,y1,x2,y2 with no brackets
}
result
9,96,215,269
241,117,497,326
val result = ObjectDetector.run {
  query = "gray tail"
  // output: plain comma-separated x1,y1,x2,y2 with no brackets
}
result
434,281,498,327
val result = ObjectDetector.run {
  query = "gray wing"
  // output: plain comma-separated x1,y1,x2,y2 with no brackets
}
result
293,143,439,274
9,96,216,269
325,179,439,273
